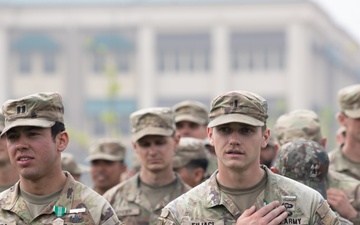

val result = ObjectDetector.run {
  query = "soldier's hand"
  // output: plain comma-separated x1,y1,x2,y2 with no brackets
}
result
327,188,357,219
236,201,288,225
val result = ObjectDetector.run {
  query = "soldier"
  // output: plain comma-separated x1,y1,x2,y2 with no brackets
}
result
0,92,120,224
272,140,352,225
87,138,127,195
172,100,209,139
61,152,89,182
0,113,19,192
173,137,209,187
329,84,360,180
104,107,190,225
158,90,339,225
172,100,217,178
273,109,360,224
260,135,278,168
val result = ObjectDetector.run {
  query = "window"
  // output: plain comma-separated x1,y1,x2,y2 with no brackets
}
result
19,53,31,74
156,33,211,73
231,31,286,72
43,52,56,74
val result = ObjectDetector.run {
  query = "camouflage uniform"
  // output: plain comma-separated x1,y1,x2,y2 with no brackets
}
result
273,109,360,224
0,92,121,225
172,100,217,177
328,84,360,181
158,166,339,225
159,91,340,225
329,148,360,181
0,172,120,224
104,173,190,225
104,107,191,225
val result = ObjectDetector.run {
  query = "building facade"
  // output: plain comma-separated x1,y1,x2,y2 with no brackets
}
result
0,0,359,153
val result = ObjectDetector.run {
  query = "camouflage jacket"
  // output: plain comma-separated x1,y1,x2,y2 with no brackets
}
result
104,172,191,225
0,172,121,225
158,166,342,225
329,147,360,181
327,169,360,225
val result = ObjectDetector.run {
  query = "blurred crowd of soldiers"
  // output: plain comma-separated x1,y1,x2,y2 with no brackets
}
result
0,84,360,224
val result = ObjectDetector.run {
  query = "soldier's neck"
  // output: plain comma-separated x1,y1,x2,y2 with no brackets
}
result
139,168,176,187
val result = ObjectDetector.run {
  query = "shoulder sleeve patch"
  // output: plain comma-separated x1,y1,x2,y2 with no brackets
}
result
316,201,339,225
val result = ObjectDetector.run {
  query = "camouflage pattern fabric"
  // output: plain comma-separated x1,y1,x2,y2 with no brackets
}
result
329,147,360,181
172,100,209,125
158,166,341,225
273,109,323,146
104,173,190,225
0,172,121,224
61,153,89,176
327,169,360,224
208,90,268,128
273,140,329,198
1,92,64,135
130,107,176,143
337,84,360,118
86,138,126,162
173,137,209,169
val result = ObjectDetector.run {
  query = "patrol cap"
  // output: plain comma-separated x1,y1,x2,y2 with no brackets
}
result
338,84,360,118
61,153,89,175
86,138,126,162
130,107,175,142
208,90,268,128
0,113,5,131
273,109,322,146
1,92,64,136
172,100,209,125
273,140,329,198
173,137,208,169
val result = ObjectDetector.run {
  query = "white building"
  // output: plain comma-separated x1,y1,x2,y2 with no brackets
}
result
0,0,359,151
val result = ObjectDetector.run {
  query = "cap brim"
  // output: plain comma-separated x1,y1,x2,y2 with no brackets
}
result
208,114,264,128
344,109,360,118
86,154,124,162
131,127,174,143
175,115,206,125
1,119,55,136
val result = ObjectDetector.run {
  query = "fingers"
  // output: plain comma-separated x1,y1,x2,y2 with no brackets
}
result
241,206,257,217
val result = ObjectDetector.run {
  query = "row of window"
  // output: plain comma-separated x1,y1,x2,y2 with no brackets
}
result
12,31,286,75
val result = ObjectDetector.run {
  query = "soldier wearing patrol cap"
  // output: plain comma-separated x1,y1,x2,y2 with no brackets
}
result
172,100,218,180
273,109,360,224
0,113,19,192
330,84,360,181
61,152,89,182
103,107,190,225
173,137,209,187
158,90,340,225
260,135,278,168
272,140,353,225
87,138,127,195
0,92,121,224
172,100,209,139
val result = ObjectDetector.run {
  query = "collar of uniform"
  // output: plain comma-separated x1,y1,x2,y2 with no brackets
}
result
0,171,76,215
253,166,283,209
43,171,76,214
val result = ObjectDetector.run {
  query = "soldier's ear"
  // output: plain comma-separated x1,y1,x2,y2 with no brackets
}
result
261,129,270,148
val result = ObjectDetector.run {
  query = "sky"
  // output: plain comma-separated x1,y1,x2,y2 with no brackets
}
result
312,0,360,44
